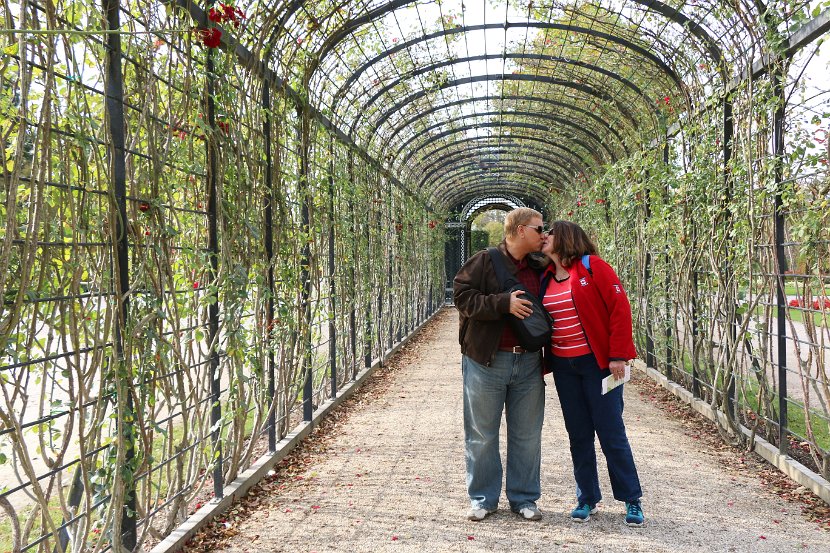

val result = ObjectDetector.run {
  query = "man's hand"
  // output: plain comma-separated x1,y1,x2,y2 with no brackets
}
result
609,360,627,379
509,290,534,319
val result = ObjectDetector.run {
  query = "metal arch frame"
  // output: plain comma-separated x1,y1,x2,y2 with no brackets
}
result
412,134,590,181
417,144,579,191
425,158,570,196
393,109,617,169
351,73,641,146
461,195,526,221
309,19,687,97
384,94,631,159
276,1,725,84
346,52,652,144
397,120,603,173
438,179,552,209
432,170,554,204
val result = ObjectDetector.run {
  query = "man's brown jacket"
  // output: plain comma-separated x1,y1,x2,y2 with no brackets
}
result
452,242,547,366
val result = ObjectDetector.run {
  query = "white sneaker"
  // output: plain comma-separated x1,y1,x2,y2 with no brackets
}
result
467,507,496,521
517,505,542,521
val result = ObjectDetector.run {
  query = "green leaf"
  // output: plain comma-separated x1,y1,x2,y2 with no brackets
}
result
3,43,18,55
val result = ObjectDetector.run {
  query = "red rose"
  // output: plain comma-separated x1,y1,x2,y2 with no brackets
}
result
199,28,222,48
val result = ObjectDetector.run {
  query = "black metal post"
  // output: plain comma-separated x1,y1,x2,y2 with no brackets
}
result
663,140,674,382
205,29,223,500
298,106,313,422
772,70,789,454
348,152,357,380
263,78,276,452
328,138,337,398
102,0,136,546
364,174,373,370
692,269,700,399
723,96,737,419
643,181,656,370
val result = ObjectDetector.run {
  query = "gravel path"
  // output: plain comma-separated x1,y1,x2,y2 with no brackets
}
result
207,308,828,552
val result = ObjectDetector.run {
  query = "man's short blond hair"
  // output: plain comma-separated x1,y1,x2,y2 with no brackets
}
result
504,207,543,239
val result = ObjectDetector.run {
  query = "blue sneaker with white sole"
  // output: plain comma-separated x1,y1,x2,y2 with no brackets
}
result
625,501,644,527
570,503,597,522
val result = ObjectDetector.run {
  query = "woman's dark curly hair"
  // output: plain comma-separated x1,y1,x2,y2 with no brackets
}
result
547,220,598,268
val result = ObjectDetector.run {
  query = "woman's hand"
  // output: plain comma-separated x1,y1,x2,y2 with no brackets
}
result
609,360,627,379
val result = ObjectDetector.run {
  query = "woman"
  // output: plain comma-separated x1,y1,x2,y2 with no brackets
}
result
540,220,644,527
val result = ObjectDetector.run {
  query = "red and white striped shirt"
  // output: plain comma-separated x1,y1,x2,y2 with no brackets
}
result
542,276,592,357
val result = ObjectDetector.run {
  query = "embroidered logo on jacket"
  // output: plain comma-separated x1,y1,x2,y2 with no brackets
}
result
579,278,589,286
613,284,622,294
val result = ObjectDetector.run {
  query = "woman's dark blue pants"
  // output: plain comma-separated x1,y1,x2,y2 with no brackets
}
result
551,353,642,505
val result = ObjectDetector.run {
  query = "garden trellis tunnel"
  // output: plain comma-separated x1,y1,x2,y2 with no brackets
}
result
1,0,830,551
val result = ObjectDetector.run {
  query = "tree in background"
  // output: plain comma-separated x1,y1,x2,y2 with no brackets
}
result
472,209,506,246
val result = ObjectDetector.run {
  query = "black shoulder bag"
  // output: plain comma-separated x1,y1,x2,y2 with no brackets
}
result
487,247,553,352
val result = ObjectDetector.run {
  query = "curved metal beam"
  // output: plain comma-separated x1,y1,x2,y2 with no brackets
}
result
407,133,590,182
437,178,552,207
351,73,641,144
425,158,569,196
417,145,578,191
392,110,617,169
429,168,556,202
346,53,651,143
384,94,630,159
309,20,685,99
398,120,603,171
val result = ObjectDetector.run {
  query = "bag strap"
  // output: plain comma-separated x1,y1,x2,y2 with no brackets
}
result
487,247,518,290
581,254,593,275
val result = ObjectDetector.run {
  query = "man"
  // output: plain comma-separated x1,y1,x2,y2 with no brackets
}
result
453,207,548,522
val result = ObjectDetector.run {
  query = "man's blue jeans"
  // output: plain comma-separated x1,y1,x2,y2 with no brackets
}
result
551,353,642,506
463,351,545,512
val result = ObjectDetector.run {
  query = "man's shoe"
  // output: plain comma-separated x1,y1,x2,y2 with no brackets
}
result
516,505,542,521
625,501,644,527
467,507,496,521
570,503,598,522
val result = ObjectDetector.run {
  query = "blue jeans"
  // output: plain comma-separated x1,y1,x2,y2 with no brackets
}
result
462,352,545,511
551,353,642,505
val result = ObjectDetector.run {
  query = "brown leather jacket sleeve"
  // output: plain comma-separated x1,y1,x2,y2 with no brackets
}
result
453,250,511,320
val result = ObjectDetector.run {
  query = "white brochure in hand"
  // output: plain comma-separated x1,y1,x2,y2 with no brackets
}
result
601,365,631,395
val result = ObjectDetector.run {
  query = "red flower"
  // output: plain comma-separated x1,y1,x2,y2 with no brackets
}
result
199,27,222,48
217,120,230,133
789,299,800,307
208,8,223,23
139,202,150,212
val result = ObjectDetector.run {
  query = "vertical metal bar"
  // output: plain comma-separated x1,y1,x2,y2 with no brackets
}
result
263,78,276,452
692,268,700,399
364,169,373,369
772,71,789,454
663,141,674,382
205,29,223,500
723,97,737,419
298,105,313,422
387,181,394,350
643,184,656,370
102,0,136,547
328,138,337,399
348,152,357,380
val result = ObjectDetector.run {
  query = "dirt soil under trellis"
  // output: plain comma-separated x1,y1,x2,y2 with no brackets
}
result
181,308,830,553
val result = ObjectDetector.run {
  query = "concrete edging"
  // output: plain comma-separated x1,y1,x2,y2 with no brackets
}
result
150,307,444,553
635,361,830,505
